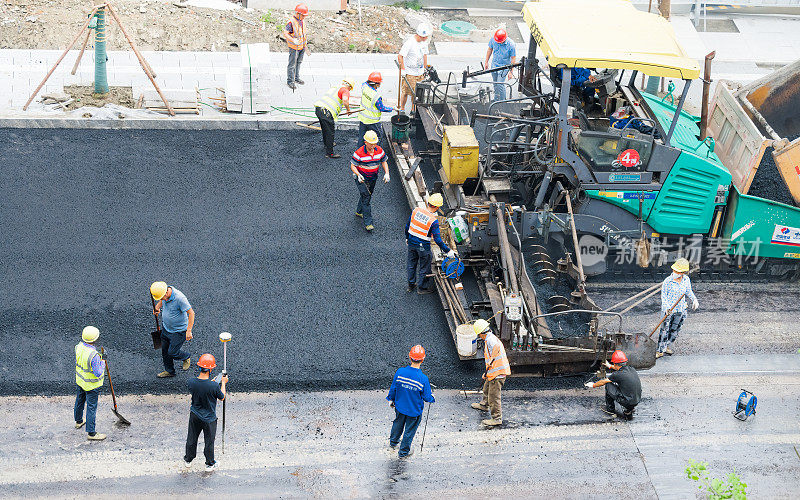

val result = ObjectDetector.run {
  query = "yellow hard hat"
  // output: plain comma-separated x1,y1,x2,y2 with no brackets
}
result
364,130,379,144
82,325,100,343
599,140,617,153
473,319,490,336
343,76,356,89
427,193,444,207
671,258,690,273
150,281,168,300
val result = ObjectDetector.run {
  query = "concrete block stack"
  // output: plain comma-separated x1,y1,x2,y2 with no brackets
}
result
226,43,270,114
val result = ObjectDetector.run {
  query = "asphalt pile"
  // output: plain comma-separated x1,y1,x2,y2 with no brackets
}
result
0,128,490,396
748,135,799,207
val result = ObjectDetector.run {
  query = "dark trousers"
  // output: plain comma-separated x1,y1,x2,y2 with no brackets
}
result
357,121,382,148
74,386,100,434
315,106,336,155
355,176,378,226
605,383,636,413
184,412,217,466
287,47,305,84
161,330,189,375
389,409,422,457
407,243,432,290
657,311,687,353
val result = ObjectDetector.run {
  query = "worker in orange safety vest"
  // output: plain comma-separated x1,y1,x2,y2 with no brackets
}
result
284,4,308,90
405,193,456,294
470,318,511,426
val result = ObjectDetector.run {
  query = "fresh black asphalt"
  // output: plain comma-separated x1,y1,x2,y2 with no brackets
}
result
0,127,494,395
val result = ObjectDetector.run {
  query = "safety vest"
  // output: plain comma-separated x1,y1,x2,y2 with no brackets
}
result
408,207,436,241
483,332,511,380
314,86,344,120
75,342,104,391
358,83,382,124
286,16,306,50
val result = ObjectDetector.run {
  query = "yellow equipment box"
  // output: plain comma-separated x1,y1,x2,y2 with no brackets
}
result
441,125,479,185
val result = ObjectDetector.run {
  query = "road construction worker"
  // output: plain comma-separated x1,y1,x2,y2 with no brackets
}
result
657,258,698,358
485,28,517,102
358,71,394,148
584,350,641,420
283,4,308,90
74,325,107,441
184,354,227,472
387,345,435,459
398,23,431,112
351,130,390,232
470,319,511,426
151,281,195,378
405,193,456,294
314,77,355,158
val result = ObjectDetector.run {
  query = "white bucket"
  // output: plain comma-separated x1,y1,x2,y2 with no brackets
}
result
456,323,478,357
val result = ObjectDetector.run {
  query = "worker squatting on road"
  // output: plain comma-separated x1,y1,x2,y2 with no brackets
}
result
657,258,699,359
184,354,228,472
283,4,308,90
485,29,516,102
351,130,390,232
470,319,511,427
358,72,394,148
584,350,642,420
397,23,431,113
314,77,355,158
151,281,195,378
406,193,456,294
74,326,108,441
387,345,435,459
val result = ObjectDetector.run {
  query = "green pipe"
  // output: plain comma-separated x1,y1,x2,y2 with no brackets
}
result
94,8,109,94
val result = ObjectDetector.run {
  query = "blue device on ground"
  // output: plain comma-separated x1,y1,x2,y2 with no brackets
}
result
733,390,757,421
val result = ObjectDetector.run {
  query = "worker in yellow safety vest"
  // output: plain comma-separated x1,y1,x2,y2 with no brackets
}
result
314,77,355,158
74,326,107,441
284,4,308,90
470,318,511,426
358,71,394,148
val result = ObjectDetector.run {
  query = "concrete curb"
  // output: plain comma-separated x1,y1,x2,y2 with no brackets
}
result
0,117,363,130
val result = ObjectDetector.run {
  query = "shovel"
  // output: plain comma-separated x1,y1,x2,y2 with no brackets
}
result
101,347,131,426
149,296,162,349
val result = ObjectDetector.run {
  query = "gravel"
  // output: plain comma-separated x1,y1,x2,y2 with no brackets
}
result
748,135,799,207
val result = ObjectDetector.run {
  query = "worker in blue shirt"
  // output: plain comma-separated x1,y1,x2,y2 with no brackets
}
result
485,29,517,102
387,344,435,459
560,67,597,104
406,193,456,294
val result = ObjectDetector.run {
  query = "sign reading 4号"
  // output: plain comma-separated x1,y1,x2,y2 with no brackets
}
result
616,149,641,169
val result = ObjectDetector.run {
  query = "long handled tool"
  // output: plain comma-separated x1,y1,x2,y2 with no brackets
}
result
419,401,432,452
219,331,231,453
295,107,364,130
648,293,686,338
101,347,131,425
149,296,162,349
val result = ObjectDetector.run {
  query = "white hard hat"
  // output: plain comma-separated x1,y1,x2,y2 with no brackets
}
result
416,23,431,37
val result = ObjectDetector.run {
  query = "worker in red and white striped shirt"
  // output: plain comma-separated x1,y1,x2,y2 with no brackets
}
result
350,130,390,231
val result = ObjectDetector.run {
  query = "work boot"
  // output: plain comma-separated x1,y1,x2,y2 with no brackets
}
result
75,420,85,429
601,406,616,417
157,371,176,378
326,153,341,159
655,352,664,359
87,433,107,441
205,463,216,472
665,347,674,355
295,78,305,85
184,460,192,469
406,283,416,292
182,357,191,371
287,82,296,90
481,418,503,427
355,212,363,218
471,402,489,411
399,448,415,459
622,409,635,421
365,224,374,231
417,288,435,295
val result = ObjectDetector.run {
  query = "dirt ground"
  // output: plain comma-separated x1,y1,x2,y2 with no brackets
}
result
0,0,520,53
63,85,134,110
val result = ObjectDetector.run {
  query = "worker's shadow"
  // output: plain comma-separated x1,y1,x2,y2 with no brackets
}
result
386,457,408,486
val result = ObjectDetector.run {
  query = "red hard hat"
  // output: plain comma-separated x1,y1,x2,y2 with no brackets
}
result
368,71,383,83
611,350,628,364
197,353,216,369
494,29,507,43
409,345,426,361
295,3,309,15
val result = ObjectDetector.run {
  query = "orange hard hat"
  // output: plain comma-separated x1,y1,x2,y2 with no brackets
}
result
494,29,507,43
611,350,628,364
197,353,216,369
295,3,309,15
368,71,383,83
409,345,426,361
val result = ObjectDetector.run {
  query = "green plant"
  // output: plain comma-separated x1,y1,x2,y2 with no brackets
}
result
348,43,355,51
686,459,747,500
392,0,422,10
260,10,278,24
